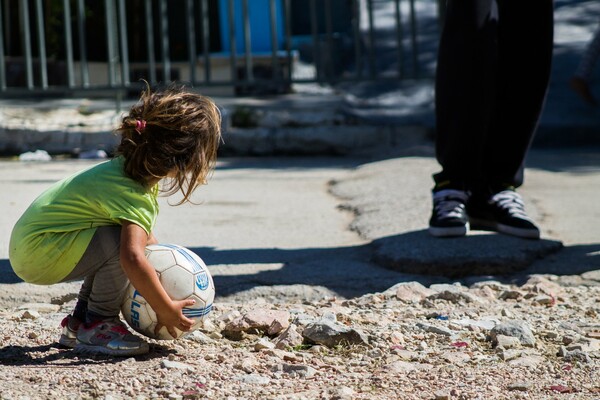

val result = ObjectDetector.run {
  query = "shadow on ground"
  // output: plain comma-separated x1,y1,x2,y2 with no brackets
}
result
0,342,174,366
1,233,598,299
371,230,565,278
189,232,598,298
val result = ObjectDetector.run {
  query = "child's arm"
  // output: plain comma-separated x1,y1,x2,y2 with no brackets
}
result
120,220,195,337
147,231,158,245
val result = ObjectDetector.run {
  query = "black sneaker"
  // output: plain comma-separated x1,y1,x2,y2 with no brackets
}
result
467,189,540,239
428,189,470,237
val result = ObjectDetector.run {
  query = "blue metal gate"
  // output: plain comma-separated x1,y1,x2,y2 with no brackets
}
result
0,0,441,97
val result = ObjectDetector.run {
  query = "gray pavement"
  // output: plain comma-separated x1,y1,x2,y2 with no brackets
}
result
1,147,599,304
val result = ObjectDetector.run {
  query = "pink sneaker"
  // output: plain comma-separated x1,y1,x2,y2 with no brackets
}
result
58,315,81,348
75,318,149,356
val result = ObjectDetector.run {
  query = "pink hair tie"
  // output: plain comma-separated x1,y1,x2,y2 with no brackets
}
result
135,119,147,132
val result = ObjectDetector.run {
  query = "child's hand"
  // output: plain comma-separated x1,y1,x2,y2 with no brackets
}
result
154,298,196,338
120,222,196,338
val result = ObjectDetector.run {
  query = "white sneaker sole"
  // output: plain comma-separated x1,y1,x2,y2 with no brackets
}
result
74,342,149,356
469,218,540,240
428,224,468,238
58,335,77,348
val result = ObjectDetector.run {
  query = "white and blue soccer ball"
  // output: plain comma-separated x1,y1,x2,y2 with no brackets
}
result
121,244,215,340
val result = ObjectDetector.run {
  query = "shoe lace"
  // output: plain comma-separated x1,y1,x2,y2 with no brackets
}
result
490,190,532,220
433,189,468,219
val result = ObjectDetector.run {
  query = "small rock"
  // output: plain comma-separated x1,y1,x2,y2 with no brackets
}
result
223,309,291,338
235,358,258,373
508,382,532,391
307,345,326,354
234,374,271,385
532,294,555,306
274,324,304,350
185,330,215,344
302,320,368,347
434,390,451,400
499,290,523,300
494,334,522,349
50,293,78,305
267,319,288,336
497,349,523,361
20,310,40,320
564,350,592,363
453,318,498,331
442,352,471,364
508,355,544,368
490,321,536,347
160,360,194,372
254,337,275,351
282,364,317,378
417,322,454,337
384,282,435,302
329,386,355,400
386,360,417,374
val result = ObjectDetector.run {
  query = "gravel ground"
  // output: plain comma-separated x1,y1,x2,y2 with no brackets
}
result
0,273,599,400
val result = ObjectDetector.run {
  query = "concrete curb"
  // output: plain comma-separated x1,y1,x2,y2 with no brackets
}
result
220,125,432,156
0,127,119,156
0,123,433,157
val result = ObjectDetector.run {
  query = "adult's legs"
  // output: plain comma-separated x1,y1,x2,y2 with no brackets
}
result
480,0,554,191
433,0,499,190
430,0,500,237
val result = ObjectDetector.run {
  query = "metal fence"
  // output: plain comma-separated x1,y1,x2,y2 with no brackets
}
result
0,0,442,97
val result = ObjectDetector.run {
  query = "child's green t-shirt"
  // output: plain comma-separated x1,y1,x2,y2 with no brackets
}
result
9,156,159,284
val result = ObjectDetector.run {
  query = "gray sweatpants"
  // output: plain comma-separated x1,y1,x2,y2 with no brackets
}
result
61,226,129,318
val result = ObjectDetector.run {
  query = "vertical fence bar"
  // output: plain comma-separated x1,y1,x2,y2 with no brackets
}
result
63,0,75,87
0,0,5,90
185,0,196,85
144,0,157,84
351,0,362,79
409,0,418,77
241,0,253,84
118,0,130,85
282,0,292,83
324,0,334,80
268,0,279,83
105,0,118,86
309,0,320,82
394,0,404,78
0,0,429,94
21,0,34,89
367,0,376,78
159,0,171,83
76,0,89,87
227,0,237,84
34,0,48,89
200,0,211,84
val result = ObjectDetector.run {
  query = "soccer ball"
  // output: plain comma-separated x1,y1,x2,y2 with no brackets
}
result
121,244,215,340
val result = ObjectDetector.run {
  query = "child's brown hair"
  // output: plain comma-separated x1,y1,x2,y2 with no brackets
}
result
116,84,221,204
